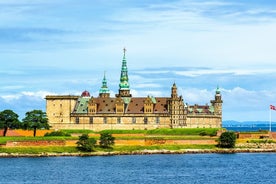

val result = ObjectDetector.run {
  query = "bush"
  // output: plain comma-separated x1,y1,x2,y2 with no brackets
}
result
76,134,96,152
99,132,115,148
218,131,237,148
44,131,71,137
199,131,207,136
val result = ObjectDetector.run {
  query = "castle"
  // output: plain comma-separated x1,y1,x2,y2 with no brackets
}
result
46,49,223,131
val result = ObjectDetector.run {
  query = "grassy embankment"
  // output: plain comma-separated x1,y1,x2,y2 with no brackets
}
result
0,128,220,154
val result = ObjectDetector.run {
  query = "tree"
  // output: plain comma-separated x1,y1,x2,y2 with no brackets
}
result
0,110,20,136
99,132,115,148
76,134,96,152
22,110,50,137
218,131,237,148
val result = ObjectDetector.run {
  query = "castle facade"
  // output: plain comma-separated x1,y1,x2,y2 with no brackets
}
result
46,50,222,131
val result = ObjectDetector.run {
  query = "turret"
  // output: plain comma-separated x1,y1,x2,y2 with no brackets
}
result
99,72,110,98
171,82,178,99
211,86,223,114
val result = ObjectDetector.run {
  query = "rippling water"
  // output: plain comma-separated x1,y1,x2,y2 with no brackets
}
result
223,124,276,132
1,153,276,184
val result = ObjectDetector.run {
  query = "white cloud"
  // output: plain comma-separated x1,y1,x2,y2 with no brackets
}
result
174,68,276,77
179,88,214,105
21,91,56,99
0,91,57,102
131,89,164,97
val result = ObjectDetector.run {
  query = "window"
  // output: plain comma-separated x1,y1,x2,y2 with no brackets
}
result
156,117,160,124
89,117,93,124
117,117,121,124
76,117,79,124
144,117,148,124
132,117,136,124
103,117,107,124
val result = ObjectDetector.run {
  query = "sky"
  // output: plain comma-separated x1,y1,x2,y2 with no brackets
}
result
1,0,276,122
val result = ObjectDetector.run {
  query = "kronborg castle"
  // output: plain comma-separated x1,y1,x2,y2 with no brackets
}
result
46,50,223,131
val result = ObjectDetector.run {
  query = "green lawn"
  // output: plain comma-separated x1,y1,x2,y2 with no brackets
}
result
98,128,220,136
111,144,216,152
0,144,216,154
0,128,221,154
0,146,78,154
0,136,78,144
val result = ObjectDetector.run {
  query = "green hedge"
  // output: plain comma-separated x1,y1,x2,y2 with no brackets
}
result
146,128,219,136
60,129,94,134
99,128,219,136
44,131,71,137
247,139,276,144
99,129,146,134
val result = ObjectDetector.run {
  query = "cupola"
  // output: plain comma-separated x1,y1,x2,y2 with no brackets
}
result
81,90,91,97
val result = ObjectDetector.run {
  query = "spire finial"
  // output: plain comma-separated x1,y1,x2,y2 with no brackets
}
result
216,85,220,94
123,47,126,57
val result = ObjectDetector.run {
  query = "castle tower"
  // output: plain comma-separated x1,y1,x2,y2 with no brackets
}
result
211,86,223,115
117,48,132,97
99,72,110,98
169,83,186,128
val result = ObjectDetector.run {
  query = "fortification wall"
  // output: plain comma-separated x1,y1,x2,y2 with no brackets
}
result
186,115,221,128
49,113,222,131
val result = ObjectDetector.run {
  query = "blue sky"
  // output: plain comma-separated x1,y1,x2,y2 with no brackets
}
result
1,0,276,121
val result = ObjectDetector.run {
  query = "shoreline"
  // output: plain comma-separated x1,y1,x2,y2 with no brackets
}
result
1,148,276,158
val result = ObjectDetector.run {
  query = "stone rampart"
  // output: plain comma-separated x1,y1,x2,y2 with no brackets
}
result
5,140,66,147
237,133,270,139
236,143,276,149
145,139,217,146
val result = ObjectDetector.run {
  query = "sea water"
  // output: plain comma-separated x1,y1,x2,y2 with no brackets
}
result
0,153,276,184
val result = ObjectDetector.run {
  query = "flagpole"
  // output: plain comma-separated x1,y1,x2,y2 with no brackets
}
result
270,107,272,132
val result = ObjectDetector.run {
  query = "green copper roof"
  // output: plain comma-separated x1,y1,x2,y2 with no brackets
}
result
209,106,214,113
150,96,156,104
99,72,110,94
119,48,130,90
122,97,131,104
197,108,203,113
75,97,89,113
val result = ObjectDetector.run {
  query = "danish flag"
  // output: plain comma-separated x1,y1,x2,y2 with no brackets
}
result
270,105,276,111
